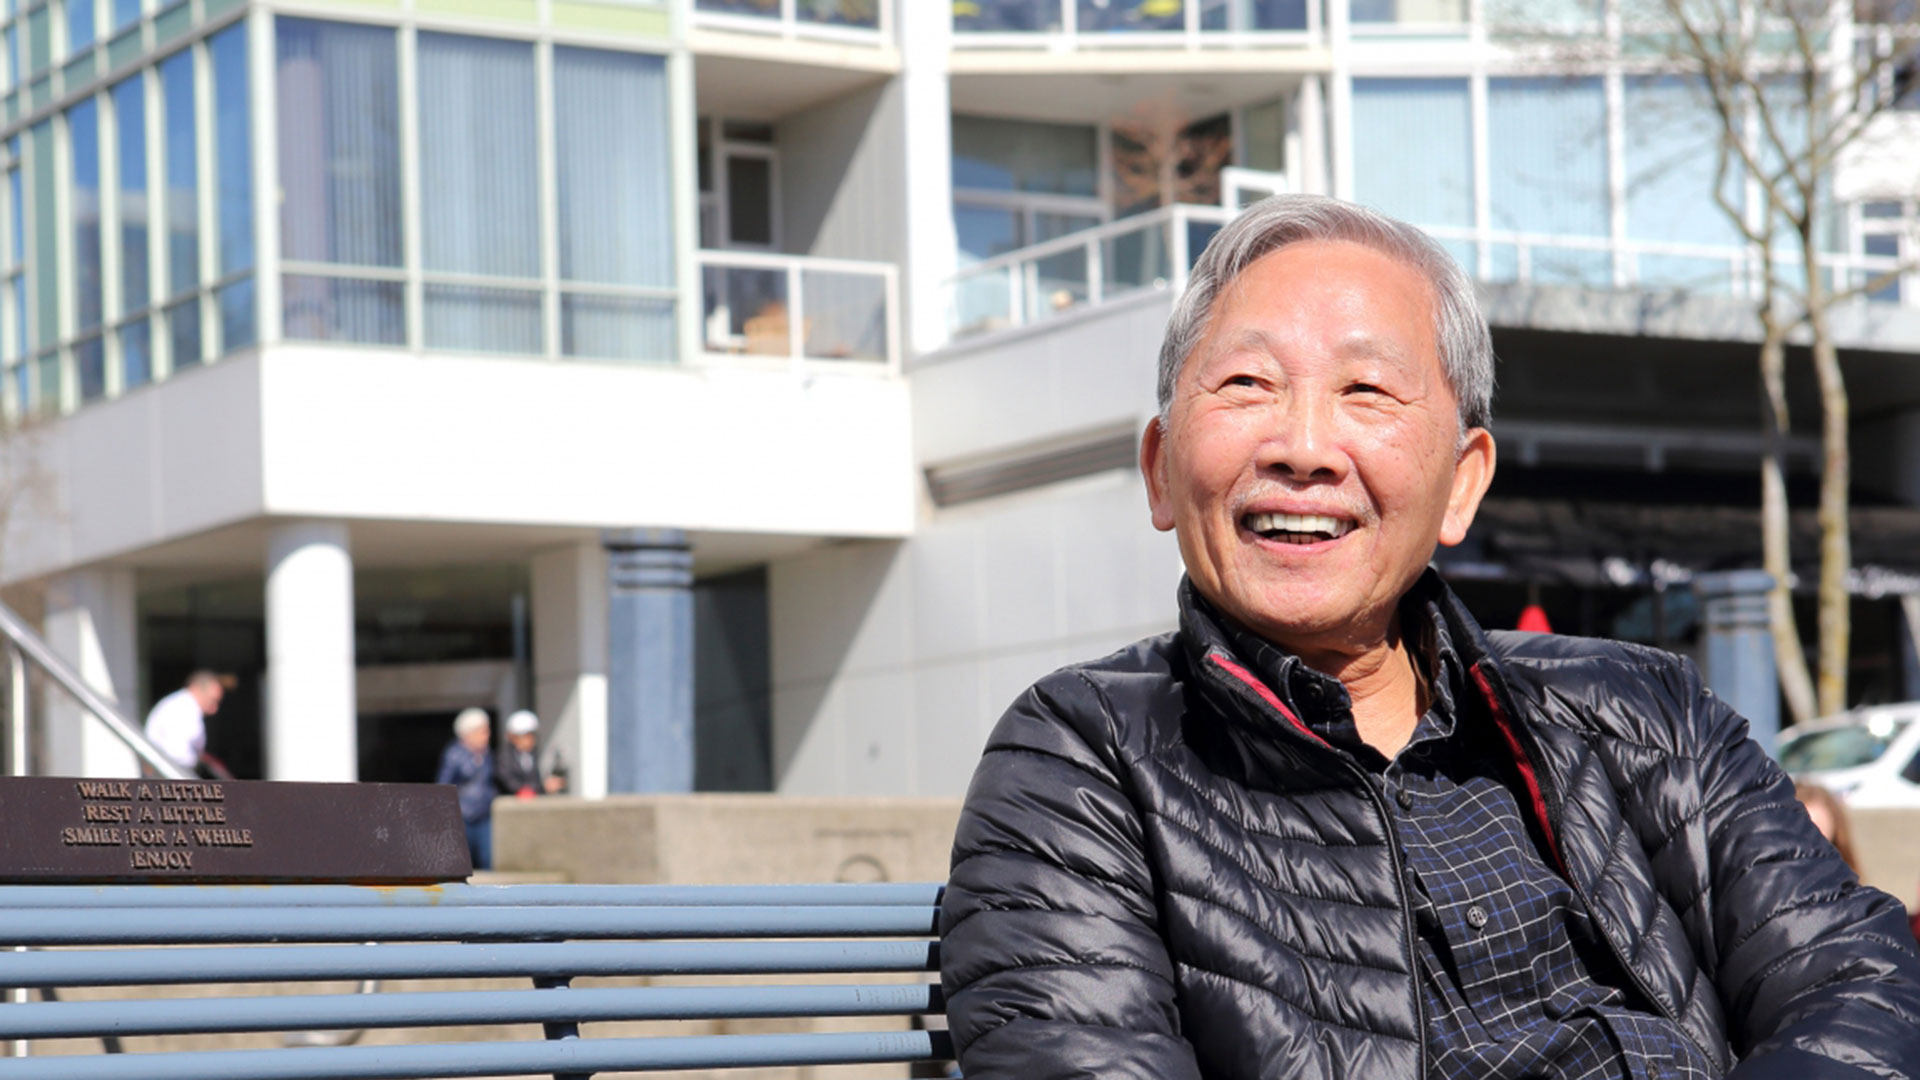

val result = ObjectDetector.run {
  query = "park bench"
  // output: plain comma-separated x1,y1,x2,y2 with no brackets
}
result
0,880,952,1079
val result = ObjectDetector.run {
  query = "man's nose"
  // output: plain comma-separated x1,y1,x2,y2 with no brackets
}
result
1259,394,1346,482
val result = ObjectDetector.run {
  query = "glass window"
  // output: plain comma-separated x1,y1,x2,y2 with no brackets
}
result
1078,0,1180,31
555,46,672,360
1623,76,1743,248
5,25,17,90
417,32,537,279
281,274,403,344
69,96,101,331
1864,200,1905,219
119,317,147,386
1487,77,1608,238
211,24,249,277
67,0,92,54
26,6,48,76
1352,0,1465,23
75,334,103,400
160,48,195,298
952,115,1098,196
275,19,400,268
1865,233,1901,302
423,284,541,353
111,0,135,30
725,154,771,246
166,294,197,367
112,74,145,314
1352,78,1473,229
29,119,55,350
554,46,670,286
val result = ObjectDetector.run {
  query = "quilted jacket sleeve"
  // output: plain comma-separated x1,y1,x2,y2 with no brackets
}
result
1678,660,1920,1079
940,669,1202,1080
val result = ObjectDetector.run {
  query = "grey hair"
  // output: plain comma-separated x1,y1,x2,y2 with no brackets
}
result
1155,194,1494,433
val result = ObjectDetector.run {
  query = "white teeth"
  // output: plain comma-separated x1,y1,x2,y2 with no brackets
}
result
1246,512,1353,538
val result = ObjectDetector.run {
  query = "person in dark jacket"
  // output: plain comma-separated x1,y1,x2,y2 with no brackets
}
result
495,709,563,798
435,707,495,870
941,194,1920,1080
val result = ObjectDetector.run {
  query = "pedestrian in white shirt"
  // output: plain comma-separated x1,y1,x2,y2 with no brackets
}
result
143,670,229,775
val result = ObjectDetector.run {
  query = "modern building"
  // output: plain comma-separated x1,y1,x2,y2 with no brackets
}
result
4,0,1920,795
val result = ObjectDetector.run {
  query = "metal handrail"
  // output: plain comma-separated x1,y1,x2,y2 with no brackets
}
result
0,598,187,780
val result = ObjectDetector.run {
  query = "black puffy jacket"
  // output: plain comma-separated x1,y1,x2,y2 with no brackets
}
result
942,573,1920,1079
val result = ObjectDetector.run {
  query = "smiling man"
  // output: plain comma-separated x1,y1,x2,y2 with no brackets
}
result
940,196,1920,1080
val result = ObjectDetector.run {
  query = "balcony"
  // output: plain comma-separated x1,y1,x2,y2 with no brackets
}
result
693,0,890,44
947,204,1233,340
1416,224,1909,304
953,0,1319,47
699,251,901,371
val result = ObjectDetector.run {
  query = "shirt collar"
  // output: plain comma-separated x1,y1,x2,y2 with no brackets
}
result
1193,580,1464,767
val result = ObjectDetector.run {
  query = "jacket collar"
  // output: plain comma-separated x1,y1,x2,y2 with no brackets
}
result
1177,567,1568,872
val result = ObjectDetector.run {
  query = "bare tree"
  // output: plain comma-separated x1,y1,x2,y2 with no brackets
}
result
1625,0,1920,721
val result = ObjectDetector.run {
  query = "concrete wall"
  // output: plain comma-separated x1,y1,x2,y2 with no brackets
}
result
779,81,907,267
0,355,266,587
2,347,917,586
768,470,1183,798
493,793,961,885
763,290,1183,798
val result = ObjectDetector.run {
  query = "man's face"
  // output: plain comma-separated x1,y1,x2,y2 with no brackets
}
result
510,732,537,752
460,726,491,752
191,681,224,715
1142,240,1495,657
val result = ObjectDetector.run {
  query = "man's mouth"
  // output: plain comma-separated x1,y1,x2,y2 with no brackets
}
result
1243,512,1356,546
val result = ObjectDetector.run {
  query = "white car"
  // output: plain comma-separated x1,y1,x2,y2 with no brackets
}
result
1780,704,1920,809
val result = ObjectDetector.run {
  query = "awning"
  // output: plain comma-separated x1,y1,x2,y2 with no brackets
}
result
1440,498,1920,597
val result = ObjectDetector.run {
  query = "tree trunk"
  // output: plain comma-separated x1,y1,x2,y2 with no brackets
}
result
1758,315,1817,726
1804,266,1852,717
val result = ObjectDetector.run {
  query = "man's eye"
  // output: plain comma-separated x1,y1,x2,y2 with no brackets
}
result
1224,375,1259,388
1348,382,1388,397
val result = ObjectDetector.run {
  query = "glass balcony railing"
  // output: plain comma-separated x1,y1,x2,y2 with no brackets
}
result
946,203,1915,348
1417,224,1910,304
947,203,1233,340
694,0,888,42
699,251,900,370
953,0,1317,45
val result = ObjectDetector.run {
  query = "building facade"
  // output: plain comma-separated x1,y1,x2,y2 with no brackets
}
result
6,0,1920,796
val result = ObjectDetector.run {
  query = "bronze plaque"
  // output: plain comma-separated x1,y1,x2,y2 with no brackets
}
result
0,777,472,883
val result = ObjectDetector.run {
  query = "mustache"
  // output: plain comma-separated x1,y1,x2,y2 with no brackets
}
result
1229,487,1373,523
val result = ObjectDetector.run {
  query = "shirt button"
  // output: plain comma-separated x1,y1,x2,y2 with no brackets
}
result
1465,905,1489,931
1395,788,1414,811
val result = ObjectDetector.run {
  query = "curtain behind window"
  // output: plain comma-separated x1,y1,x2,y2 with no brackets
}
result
554,45,672,361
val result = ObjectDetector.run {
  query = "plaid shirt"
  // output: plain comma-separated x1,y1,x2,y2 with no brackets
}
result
1212,594,1717,1080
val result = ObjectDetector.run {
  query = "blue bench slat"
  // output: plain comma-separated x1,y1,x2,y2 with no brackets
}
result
0,982,942,1038
0,904,941,946
0,939,939,987
0,1028,952,1079
0,883,946,910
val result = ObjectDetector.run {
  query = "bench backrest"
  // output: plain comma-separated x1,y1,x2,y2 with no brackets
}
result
0,881,950,1079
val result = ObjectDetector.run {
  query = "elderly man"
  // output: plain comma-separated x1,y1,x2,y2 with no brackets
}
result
940,195,1920,1079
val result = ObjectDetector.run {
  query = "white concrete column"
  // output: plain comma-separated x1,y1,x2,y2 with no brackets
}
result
898,0,957,356
43,568,140,778
1327,0,1353,201
532,540,608,799
265,521,358,781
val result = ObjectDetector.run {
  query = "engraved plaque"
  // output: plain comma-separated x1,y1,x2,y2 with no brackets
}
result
0,777,472,883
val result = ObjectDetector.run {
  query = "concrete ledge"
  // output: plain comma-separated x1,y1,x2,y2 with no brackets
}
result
491,794,963,885
1850,808,1920,905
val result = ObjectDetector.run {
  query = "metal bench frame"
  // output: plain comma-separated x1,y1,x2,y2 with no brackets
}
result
0,882,951,1079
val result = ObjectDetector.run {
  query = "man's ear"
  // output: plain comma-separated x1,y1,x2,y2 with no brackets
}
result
1438,426,1495,547
1141,417,1176,533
